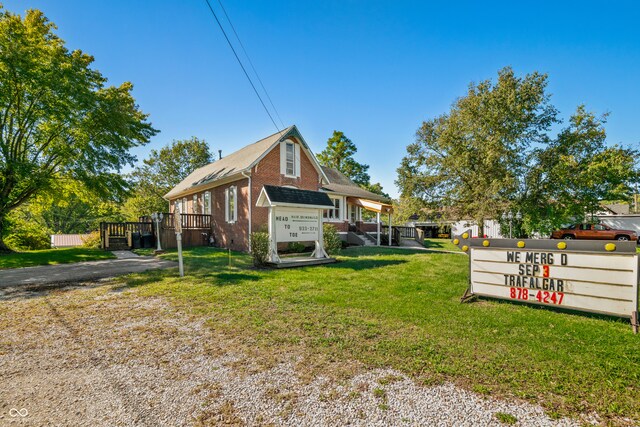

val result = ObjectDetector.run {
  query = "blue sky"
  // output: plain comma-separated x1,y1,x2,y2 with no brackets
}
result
4,1,640,197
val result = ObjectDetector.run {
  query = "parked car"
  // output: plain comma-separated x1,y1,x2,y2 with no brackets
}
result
550,223,638,241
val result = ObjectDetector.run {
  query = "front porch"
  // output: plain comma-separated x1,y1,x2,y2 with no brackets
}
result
345,196,397,246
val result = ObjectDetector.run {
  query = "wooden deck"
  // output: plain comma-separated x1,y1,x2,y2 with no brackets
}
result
266,256,336,269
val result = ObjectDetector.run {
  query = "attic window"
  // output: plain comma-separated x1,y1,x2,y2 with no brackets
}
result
286,142,295,176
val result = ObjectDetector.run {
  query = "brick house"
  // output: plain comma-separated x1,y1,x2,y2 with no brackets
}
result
164,125,391,252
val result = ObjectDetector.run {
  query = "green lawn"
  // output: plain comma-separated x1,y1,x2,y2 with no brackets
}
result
423,237,461,252
118,246,639,425
0,247,115,269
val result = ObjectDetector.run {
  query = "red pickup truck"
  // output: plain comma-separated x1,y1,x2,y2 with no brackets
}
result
550,223,638,241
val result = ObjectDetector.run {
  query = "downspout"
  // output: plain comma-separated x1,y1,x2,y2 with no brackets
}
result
242,170,252,252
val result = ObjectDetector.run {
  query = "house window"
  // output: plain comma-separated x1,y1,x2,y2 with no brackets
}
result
324,197,341,221
225,186,237,223
181,198,187,214
192,194,198,214
286,142,295,176
203,191,211,215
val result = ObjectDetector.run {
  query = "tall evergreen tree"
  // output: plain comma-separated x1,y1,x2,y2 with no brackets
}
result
317,130,387,197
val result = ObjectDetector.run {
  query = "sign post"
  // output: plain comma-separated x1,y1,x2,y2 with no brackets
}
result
268,206,328,262
453,231,640,332
174,210,184,277
255,185,336,267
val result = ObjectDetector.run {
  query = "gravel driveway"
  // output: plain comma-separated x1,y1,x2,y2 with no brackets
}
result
0,283,588,426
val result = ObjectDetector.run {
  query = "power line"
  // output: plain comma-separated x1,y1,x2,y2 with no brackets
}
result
216,0,285,129
203,0,282,134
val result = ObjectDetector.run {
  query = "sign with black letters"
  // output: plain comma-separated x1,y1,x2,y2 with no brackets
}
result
453,232,639,330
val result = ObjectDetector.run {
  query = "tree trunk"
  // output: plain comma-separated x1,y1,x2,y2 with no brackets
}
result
478,220,485,239
0,214,13,253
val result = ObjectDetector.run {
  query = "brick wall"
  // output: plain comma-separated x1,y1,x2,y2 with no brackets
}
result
358,222,379,233
324,221,349,232
167,181,249,252
251,138,322,235
211,178,249,252
166,137,329,252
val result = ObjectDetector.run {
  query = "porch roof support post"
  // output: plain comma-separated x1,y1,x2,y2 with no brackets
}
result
376,212,381,246
389,213,392,246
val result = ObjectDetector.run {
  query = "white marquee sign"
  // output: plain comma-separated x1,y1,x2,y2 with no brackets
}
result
454,232,640,332
470,248,638,318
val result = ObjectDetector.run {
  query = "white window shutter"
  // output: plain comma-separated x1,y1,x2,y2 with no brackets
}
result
233,187,238,222
225,188,229,222
280,141,286,175
295,144,301,177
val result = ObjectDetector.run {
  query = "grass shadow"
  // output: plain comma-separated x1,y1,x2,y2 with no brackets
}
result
207,272,261,285
0,278,116,302
475,295,634,326
329,258,408,271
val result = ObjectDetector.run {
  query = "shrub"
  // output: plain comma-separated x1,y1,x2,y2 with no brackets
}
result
323,224,342,256
287,241,305,253
82,231,101,249
4,213,50,250
250,231,270,267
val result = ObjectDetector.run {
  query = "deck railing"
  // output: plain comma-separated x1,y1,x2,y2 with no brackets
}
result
139,213,211,229
100,222,153,238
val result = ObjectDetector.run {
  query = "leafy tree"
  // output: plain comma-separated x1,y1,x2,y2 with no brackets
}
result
35,179,123,233
317,130,386,197
3,207,51,250
392,196,430,224
522,106,639,235
397,67,639,237
396,67,558,234
121,137,213,220
0,8,157,251
3,179,124,250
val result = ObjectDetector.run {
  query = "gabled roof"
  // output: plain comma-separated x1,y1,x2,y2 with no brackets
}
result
256,185,334,209
600,203,630,215
320,166,388,203
165,125,328,199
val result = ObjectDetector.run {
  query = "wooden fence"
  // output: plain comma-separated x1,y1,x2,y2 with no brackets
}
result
380,225,424,246
100,222,153,249
379,225,402,246
101,213,212,250
142,213,212,250
393,226,416,238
